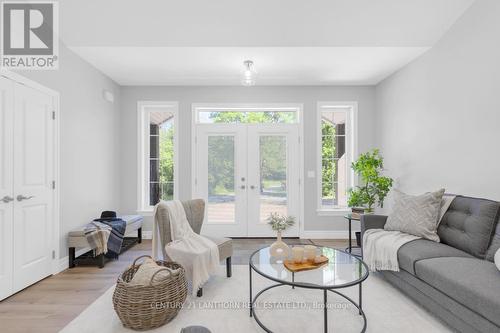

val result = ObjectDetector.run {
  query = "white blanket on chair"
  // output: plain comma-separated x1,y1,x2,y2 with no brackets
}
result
161,200,219,296
362,229,419,272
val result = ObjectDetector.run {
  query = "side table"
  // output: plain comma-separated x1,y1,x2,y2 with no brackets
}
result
344,214,362,257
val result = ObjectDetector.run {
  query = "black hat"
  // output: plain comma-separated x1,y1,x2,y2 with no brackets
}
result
94,211,121,222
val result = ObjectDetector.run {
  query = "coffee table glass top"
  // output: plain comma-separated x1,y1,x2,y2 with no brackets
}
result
250,246,368,289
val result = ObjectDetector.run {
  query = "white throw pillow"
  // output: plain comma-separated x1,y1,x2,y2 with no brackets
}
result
129,258,173,285
495,249,500,271
384,189,445,242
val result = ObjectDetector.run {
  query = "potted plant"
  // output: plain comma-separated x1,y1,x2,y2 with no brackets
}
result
267,212,295,258
348,149,393,215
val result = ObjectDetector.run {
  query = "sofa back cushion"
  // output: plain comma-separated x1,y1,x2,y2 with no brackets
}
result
438,196,499,258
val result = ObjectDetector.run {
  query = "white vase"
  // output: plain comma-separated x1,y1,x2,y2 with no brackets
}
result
270,231,290,258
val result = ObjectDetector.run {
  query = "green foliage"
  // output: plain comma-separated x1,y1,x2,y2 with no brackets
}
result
159,124,174,200
267,212,295,232
347,149,393,211
207,112,290,196
321,120,336,199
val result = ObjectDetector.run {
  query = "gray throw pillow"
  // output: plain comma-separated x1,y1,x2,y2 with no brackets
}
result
384,189,445,242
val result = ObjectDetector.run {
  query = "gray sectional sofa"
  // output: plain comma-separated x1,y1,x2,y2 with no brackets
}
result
361,195,500,333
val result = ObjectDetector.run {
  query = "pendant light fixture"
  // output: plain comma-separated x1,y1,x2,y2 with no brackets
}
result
241,60,256,86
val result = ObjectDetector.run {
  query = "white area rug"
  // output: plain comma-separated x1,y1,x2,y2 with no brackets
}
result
60,265,450,333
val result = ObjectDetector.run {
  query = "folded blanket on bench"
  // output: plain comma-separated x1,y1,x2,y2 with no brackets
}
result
84,219,126,258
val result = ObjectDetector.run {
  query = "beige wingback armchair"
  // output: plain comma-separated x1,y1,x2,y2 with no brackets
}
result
154,199,233,296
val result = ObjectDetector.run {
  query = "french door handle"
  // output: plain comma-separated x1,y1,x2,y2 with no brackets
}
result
250,185,256,190
240,185,246,189
16,195,34,201
1,196,14,203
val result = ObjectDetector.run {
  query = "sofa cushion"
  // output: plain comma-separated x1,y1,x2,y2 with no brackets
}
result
414,257,500,327
397,239,473,274
438,196,499,258
205,236,233,260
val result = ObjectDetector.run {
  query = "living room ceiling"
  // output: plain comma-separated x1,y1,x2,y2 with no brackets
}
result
62,0,475,85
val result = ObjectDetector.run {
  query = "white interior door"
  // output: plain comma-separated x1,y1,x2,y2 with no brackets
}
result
247,125,299,237
195,124,248,237
195,123,300,238
12,83,54,293
0,76,14,300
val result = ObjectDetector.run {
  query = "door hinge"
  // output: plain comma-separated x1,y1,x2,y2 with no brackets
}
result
52,111,56,120
194,178,197,186
52,250,55,259
52,180,56,189
298,136,301,144
194,136,197,144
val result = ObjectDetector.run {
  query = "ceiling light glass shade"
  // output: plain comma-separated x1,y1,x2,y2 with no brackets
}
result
241,60,256,86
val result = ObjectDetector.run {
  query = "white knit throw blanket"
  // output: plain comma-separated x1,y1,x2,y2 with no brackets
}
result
362,229,420,272
162,200,219,296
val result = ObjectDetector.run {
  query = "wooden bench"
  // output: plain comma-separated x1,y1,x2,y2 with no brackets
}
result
68,215,143,268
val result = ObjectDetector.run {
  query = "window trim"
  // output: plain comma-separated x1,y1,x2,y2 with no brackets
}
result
192,103,302,124
137,101,179,214
316,101,358,214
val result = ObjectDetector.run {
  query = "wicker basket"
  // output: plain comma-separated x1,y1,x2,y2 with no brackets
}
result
113,255,188,330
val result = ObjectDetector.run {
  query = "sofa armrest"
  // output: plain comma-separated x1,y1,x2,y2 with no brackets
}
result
360,214,388,238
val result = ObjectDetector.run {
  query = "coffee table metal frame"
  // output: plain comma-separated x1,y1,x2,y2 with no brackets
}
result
249,246,369,333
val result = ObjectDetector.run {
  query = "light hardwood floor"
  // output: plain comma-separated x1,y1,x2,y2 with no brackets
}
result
0,238,348,333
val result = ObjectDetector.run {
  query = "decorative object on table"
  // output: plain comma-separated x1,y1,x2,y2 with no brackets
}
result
291,246,305,263
347,149,393,213
267,212,295,258
304,245,317,261
350,207,365,219
113,255,187,330
284,254,329,272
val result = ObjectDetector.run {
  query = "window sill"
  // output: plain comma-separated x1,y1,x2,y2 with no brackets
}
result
316,208,351,216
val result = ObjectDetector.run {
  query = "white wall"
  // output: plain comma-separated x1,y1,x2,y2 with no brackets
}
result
16,43,122,258
375,0,500,201
119,86,376,234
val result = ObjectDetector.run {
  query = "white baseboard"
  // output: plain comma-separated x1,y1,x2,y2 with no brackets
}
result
300,230,359,239
125,230,355,240
56,247,91,273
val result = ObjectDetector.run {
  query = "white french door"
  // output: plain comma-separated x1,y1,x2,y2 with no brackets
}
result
0,76,56,300
194,123,300,238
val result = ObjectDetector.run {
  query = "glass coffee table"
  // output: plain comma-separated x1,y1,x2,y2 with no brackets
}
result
249,246,369,333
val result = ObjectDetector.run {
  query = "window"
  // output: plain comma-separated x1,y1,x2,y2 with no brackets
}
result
138,102,178,212
194,105,300,124
317,102,357,212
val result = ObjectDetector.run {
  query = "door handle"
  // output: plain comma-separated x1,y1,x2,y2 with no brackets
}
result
16,195,35,201
1,196,14,203
250,185,256,190
240,185,246,189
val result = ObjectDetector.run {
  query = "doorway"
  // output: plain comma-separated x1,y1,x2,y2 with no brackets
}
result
193,105,302,238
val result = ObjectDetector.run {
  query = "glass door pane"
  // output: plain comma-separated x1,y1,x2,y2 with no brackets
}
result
259,136,287,223
247,125,299,237
207,136,235,224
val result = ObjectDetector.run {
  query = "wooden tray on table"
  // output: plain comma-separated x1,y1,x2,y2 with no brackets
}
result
283,255,329,272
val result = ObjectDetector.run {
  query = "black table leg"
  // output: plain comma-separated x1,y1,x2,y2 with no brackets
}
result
137,227,142,244
324,289,328,333
249,265,253,317
292,272,295,289
348,218,352,253
69,247,75,268
359,282,363,315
